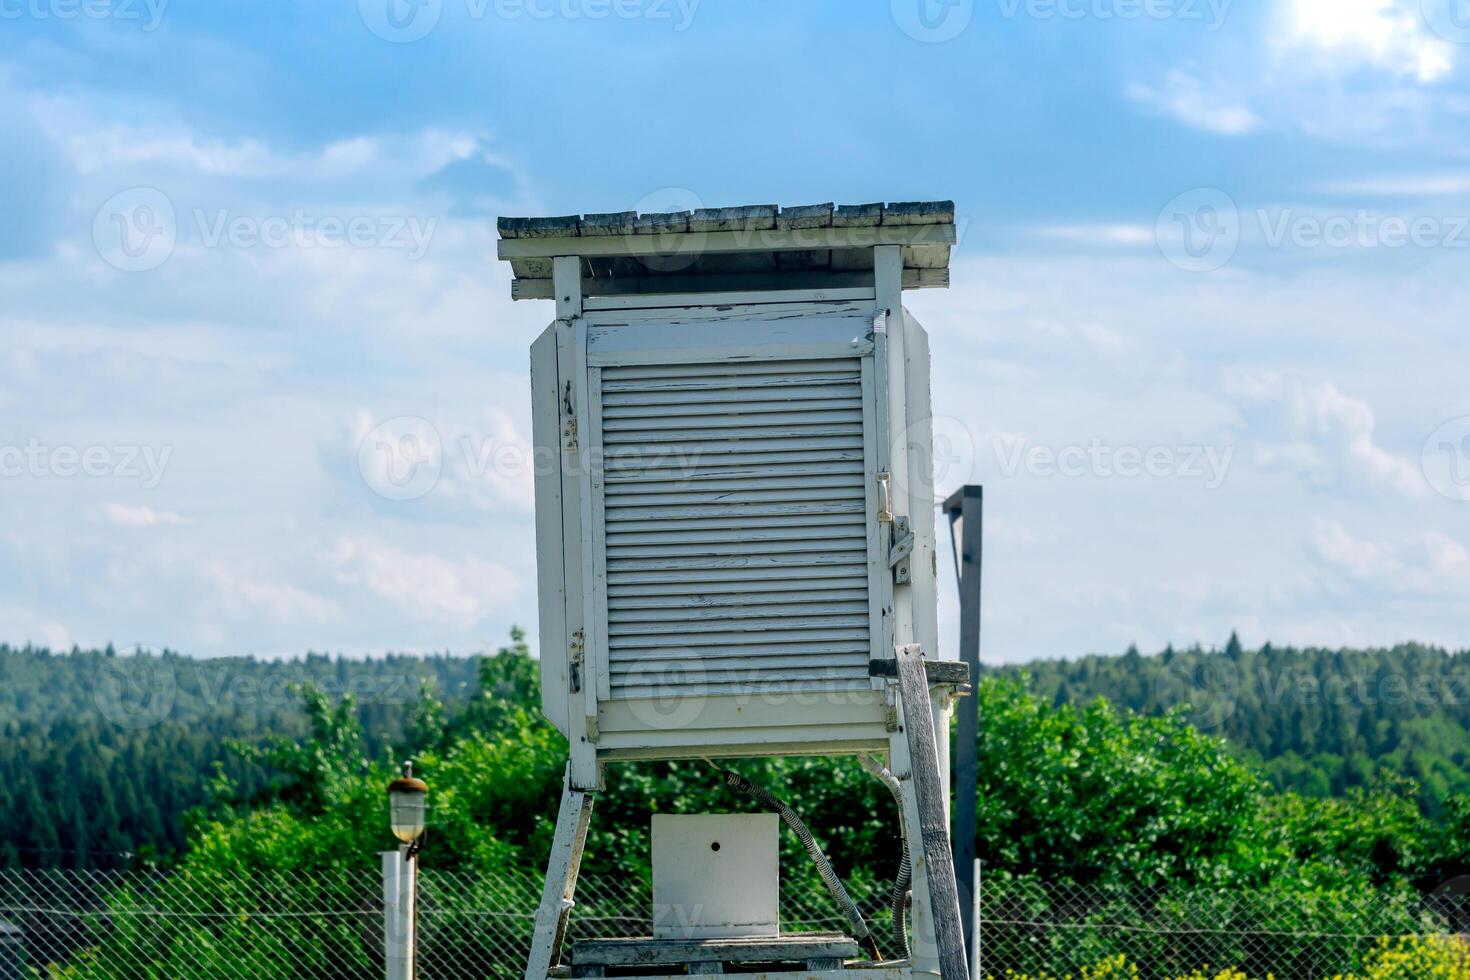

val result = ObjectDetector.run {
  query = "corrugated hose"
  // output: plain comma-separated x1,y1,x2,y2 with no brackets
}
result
717,766,883,961
859,753,912,960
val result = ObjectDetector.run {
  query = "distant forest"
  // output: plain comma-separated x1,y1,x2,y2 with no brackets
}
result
999,634,1470,813
0,644,480,869
4,634,1470,869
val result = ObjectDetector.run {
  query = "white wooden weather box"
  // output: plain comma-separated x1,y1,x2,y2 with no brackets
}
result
501,201,966,980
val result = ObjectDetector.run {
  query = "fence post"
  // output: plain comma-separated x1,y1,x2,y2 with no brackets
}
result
383,848,417,980
0,919,22,980
971,860,980,980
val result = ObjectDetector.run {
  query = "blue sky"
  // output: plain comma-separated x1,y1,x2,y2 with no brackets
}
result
2,0,1469,662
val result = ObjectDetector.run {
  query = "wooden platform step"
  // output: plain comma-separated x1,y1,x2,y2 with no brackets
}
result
570,933,860,976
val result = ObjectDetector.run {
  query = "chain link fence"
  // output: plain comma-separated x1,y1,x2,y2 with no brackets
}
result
3,867,1468,979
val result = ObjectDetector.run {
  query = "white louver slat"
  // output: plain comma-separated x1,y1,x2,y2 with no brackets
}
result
596,357,874,698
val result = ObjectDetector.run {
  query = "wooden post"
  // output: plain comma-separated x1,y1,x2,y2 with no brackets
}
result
525,767,596,980
895,644,970,980
553,255,583,322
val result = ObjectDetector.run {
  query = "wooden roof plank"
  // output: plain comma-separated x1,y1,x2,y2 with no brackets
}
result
690,205,777,232
832,202,883,227
497,215,580,239
634,210,691,234
776,203,834,230
580,211,636,236
882,200,956,226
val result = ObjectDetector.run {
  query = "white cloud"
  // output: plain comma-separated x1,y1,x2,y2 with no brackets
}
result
1318,174,1470,196
329,534,517,629
1282,0,1455,82
1224,374,1427,497
204,564,344,625
1311,519,1470,593
1034,224,1155,246
103,502,189,526
1126,70,1260,136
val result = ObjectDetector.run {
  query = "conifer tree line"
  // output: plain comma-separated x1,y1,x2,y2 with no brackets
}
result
5,633,1470,875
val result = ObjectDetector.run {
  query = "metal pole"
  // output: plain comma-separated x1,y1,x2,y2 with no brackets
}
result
943,485,982,970
383,848,417,980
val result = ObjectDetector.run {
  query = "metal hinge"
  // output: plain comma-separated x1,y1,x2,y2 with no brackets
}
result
562,380,578,451
889,516,914,585
569,630,585,693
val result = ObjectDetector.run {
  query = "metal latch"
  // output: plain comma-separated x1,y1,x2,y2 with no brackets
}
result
876,471,894,523
889,516,914,584
562,380,578,451
569,630,585,693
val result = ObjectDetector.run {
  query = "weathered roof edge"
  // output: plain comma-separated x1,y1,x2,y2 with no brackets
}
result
498,201,955,239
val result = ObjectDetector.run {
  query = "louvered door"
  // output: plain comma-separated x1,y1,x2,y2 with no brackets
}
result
581,335,884,703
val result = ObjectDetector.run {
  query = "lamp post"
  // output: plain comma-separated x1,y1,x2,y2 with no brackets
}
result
384,762,427,980
389,762,429,857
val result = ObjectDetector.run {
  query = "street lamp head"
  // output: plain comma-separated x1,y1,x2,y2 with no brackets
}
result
387,761,429,845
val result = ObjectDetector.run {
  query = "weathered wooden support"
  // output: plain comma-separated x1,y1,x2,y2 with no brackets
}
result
525,770,597,980
894,645,970,980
